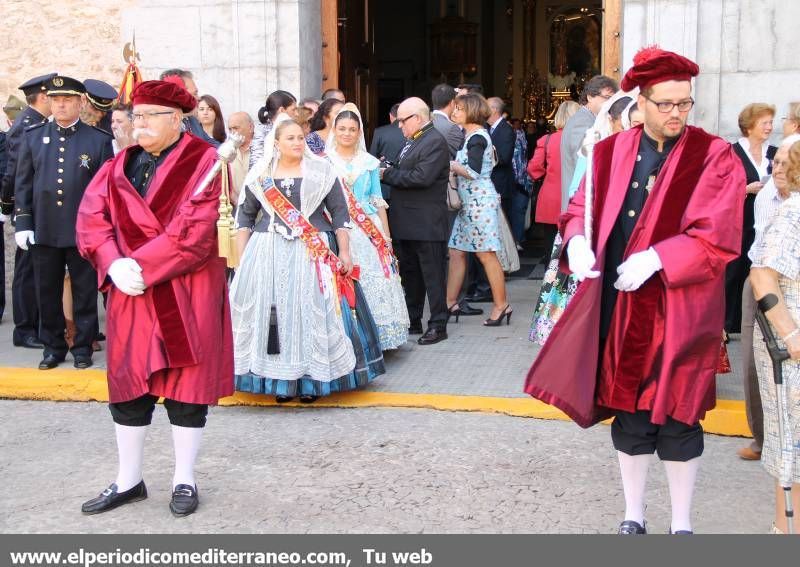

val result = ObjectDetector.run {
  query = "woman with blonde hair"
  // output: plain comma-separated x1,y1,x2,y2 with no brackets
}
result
749,139,800,533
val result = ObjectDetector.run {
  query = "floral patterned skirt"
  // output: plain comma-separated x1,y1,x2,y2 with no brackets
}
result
529,233,579,346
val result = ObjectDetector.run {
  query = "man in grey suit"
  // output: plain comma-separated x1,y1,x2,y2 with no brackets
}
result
560,75,618,212
431,84,464,159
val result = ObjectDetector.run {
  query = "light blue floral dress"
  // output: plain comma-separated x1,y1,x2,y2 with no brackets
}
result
449,129,503,252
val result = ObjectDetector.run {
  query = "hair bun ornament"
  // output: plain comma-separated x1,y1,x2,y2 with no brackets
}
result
632,45,663,66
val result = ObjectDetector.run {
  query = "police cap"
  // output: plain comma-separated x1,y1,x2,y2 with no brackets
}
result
18,73,58,96
47,75,86,97
84,79,118,111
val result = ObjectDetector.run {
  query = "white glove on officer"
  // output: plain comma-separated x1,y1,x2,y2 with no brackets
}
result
108,258,146,296
0,212,9,223
15,230,35,250
567,235,600,281
614,247,662,292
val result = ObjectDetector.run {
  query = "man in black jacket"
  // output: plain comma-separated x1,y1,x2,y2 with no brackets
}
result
1,73,55,348
381,97,450,345
369,103,405,201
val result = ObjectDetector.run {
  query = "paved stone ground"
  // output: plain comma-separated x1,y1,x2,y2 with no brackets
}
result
0,400,772,534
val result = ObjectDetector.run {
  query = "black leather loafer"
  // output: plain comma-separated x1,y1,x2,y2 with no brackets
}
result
169,484,199,517
74,355,93,369
81,481,147,515
417,327,447,345
14,336,44,349
408,321,423,335
38,354,64,370
464,292,492,303
618,520,647,534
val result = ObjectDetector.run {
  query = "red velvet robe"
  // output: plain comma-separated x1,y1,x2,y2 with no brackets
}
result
524,126,746,427
76,134,234,404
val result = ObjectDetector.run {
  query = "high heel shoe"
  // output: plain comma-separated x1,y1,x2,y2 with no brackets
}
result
447,303,462,323
483,305,512,327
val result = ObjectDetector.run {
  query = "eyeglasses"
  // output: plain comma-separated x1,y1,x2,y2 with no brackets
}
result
396,113,418,126
644,97,695,113
132,110,176,122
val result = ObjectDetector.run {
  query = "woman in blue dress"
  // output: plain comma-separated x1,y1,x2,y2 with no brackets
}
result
326,103,410,349
445,93,511,326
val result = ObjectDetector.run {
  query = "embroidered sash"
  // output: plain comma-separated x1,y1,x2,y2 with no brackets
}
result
340,179,397,278
262,179,360,308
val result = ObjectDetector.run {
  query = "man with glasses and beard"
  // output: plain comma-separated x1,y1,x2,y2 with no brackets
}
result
76,80,233,518
524,47,746,534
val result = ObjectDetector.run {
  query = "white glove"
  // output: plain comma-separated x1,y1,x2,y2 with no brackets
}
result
0,213,8,223
108,258,146,296
15,230,35,250
614,247,662,292
567,235,600,281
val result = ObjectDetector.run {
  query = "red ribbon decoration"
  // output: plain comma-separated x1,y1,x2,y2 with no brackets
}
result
339,179,398,278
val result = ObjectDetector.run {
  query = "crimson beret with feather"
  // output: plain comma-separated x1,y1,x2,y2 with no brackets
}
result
131,80,196,113
621,46,699,92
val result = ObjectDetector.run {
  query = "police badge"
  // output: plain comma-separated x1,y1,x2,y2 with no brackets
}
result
79,154,91,169
53,77,64,87
42,137,50,144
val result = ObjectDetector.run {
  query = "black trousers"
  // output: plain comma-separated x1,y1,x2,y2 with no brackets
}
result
0,223,4,320
611,410,704,462
395,239,448,329
31,245,98,358
109,394,208,428
12,246,39,342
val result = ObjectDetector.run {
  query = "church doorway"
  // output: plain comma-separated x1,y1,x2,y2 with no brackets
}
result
325,0,621,137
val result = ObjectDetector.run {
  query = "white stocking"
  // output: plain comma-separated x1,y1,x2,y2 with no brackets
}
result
171,425,203,489
114,424,147,492
617,451,651,524
663,457,700,533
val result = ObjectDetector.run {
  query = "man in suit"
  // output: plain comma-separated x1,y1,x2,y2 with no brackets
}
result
560,75,618,212
487,97,517,223
1,73,55,349
369,103,405,201
14,75,114,370
431,84,464,159
381,97,450,345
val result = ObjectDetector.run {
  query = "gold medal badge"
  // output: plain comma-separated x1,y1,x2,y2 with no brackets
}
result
79,154,91,169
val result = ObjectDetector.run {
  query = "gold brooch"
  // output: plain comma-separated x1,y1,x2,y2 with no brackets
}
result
79,154,91,169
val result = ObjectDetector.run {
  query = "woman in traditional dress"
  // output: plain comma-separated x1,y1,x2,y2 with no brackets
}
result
325,103,409,349
445,93,511,326
231,115,385,403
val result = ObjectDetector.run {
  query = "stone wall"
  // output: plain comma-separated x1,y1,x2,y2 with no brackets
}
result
622,0,798,143
1,0,323,128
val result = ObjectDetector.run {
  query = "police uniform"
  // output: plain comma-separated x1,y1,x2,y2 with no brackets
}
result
84,79,118,135
1,73,56,347
14,76,114,367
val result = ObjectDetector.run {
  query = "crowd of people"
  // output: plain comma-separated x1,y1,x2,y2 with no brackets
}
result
1,51,799,532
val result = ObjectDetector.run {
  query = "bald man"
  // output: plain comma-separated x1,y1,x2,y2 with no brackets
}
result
227,111,254,204
380,97,451,345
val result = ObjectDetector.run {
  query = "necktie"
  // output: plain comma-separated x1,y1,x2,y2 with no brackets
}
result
398,140,412,162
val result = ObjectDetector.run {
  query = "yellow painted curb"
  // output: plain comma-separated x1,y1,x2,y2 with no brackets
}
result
0,367,751,437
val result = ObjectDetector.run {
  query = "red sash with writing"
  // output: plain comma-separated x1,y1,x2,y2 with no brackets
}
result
340,180,397,278
262,181,360,308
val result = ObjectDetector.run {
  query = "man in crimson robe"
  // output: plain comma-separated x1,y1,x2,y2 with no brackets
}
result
524,48,746,534
76,80,234,517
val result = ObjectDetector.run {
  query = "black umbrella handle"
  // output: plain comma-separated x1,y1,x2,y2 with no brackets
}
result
755,309,790,385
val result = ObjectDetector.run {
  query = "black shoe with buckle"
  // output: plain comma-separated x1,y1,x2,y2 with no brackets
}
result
418,327,447,345
170,484,199,517
81,481,147,515
618,520,647,534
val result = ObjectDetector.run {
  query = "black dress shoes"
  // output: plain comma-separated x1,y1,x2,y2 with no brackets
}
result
81,481,147,515
418,327,447,345
464,292,493,303
38,354,65,370
408,321,424,335
617,520,647,534
14,336,44,349
457,300,483,315
170,484,199,517
74,355,93,369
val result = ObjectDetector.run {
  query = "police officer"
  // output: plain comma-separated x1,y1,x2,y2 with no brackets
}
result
14,75,113,369
82,79,118,135
1,73,56,349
